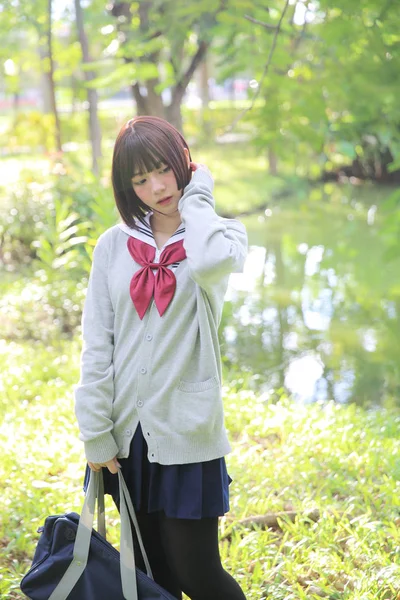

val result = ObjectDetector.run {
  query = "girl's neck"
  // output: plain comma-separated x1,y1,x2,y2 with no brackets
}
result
150,212,182,234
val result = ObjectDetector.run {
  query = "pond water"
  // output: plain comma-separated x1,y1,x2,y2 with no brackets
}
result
223,183,400,408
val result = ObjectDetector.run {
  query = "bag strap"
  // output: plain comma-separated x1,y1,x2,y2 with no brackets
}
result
117,469,153,579
97,467,106,538
48,470,152,600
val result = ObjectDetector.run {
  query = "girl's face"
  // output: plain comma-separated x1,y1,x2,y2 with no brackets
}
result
131,148,190,215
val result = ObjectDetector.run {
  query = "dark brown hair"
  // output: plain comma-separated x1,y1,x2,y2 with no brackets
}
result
111,116,192,228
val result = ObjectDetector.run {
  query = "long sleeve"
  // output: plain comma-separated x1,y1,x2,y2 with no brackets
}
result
178,169,248,292
74,233,118,464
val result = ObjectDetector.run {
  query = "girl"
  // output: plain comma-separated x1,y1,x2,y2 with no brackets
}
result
74,115,248,600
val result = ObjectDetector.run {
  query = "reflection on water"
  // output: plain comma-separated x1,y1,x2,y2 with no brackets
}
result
223,184,400,407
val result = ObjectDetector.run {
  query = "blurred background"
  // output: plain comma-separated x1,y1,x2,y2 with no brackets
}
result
1,0,400,409
3,2,400,598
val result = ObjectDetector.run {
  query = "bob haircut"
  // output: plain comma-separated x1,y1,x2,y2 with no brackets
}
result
111,116,192,228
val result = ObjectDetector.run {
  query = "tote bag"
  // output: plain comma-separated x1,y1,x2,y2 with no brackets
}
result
20,469,177,600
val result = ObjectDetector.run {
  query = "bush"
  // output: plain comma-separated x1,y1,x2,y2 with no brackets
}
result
0,156,120,271
2,111,56,153
0,172,50,268
0,272,86,342
0,156,121,342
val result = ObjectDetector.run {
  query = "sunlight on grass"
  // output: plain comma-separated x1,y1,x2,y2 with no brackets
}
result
0,156,51,186
2,340,400,598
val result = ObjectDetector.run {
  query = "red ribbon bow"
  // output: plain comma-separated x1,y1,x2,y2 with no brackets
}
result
127,237,186,319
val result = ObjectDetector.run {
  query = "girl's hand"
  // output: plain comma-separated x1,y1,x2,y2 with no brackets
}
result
88,457,121,474
189,161,212,179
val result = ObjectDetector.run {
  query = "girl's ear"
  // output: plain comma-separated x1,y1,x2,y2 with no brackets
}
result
183,147,190,169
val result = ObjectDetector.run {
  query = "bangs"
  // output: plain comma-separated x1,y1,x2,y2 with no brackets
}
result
118,132,167,189
128,134,167,179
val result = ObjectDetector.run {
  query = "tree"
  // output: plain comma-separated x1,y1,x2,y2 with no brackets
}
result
74,0,102,175
99,0,226,131
215,0,400,179
0,0,62,152
47,0,62,152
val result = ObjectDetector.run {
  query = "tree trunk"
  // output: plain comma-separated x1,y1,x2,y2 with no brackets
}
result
132,81,166,120
132,83,148,115
47,0,62,153
146,80,166,118
137,1,165,119
38,43,53,115
111,1,208,135
74,0,102,175
168,40,209,133
70,75,79,115
111,3,165,119
13,92,19,116
199,52,212,138
165,102,183,132
199,54,210,108
268,147,278,176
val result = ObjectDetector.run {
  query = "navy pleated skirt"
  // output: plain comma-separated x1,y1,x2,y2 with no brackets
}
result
83,422,231,519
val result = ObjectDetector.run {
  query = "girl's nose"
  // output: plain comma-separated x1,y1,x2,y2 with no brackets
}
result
150,174,166,193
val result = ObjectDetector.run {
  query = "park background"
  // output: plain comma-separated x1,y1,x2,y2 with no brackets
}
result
1,0,400,598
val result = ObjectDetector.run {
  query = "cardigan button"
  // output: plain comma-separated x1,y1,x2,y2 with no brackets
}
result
146,334,153,341
140,367,147,374
125,429,132,436
137,400,143,407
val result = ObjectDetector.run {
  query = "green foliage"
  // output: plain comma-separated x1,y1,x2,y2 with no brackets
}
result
0,159,96,343
31,195,90,274
0,272,86,342
0,158,97,271
4,112,56,153
214,0,400,176
86,61,160,92
182,102,254,141
0,172,48,267
1,0,400,180
2,104,254,152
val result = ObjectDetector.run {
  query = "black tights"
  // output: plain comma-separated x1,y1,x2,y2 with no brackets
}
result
129,511,246,600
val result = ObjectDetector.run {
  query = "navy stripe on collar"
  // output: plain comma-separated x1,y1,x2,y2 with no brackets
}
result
117,214,185,252
136,226,154,239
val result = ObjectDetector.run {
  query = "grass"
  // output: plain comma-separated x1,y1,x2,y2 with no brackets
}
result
1,338,400,599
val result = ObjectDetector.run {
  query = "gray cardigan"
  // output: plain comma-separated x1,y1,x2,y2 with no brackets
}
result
74,169,248,465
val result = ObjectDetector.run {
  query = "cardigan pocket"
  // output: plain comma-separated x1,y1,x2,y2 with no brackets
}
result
174,376,222,436
177,375,219,393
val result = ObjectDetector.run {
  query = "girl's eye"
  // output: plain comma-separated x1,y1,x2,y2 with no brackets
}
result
132,166,170,186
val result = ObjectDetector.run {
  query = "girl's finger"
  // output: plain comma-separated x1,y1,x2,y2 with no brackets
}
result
110,457,120,467
88,462,101,472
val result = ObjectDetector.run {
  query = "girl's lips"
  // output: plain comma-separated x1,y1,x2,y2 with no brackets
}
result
158,196,172,205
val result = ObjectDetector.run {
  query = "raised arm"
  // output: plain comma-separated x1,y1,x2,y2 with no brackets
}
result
178,168,248,292
74,233,118,464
